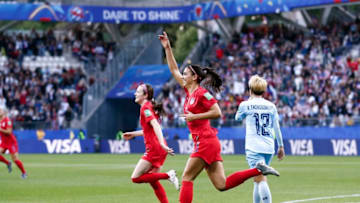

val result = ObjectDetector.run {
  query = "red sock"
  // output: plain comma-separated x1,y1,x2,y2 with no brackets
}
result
132,173,169,183
179,181,193,203
225,168,261,190
150,181,168,203
14,160,26,174
0,155,9,165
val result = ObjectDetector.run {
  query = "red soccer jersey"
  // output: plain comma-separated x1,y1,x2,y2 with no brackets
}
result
140,101,167,155
184,87,218,139
0,117,17,145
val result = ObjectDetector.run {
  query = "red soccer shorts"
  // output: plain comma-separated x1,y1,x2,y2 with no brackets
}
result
142,151,167,169
190,137,223,166
0,142,18,154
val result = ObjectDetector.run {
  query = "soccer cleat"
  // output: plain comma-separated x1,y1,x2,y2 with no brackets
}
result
167,169,180,191
7,162,12,173
255,162,280,176
21,173,28,179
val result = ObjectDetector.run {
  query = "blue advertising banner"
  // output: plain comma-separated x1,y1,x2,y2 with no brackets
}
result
161,126,360,140
0,0,358,24
100,138,360,156
107,65,171,99
15,138,359,155
18,139,95,154
4,127,360,155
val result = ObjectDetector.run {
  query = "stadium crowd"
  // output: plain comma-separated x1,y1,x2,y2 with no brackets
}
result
70,27,115,71
161,20,360,127
0,29,92,129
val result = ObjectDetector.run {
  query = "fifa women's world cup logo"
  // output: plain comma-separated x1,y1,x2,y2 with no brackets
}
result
66,6,93,23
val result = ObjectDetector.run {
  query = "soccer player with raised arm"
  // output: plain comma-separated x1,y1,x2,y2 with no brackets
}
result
159,32,280,203
123,83,179,203
235,75,285,203
0,107,27,179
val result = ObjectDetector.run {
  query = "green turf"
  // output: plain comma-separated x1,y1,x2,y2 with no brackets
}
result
0,154,359,203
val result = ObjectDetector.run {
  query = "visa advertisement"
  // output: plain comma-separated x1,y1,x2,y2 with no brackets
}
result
100,139,360,156
4,127,360,155
18,139,95,154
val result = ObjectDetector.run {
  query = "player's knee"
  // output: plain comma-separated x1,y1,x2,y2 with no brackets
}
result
215,183,227,192
10,155,18,161
217,187,226,192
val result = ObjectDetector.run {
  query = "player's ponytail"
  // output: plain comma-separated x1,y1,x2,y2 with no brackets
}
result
201,67,222,93
144,84,165,116
187,65,222,93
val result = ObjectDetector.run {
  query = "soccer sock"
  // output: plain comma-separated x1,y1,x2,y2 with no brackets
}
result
253,182,261,203
224,168,261,190
258,181,272,203
150,181,169,203
179,181,193,203
132,173,169,183
14,160,26,174
0,155,10,165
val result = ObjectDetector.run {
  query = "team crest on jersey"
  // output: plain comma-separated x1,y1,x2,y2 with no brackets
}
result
204,92,213,100
7,121,11,126
189,97,195,105
144,109,152,117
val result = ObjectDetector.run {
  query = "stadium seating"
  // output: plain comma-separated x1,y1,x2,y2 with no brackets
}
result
0,28,111,129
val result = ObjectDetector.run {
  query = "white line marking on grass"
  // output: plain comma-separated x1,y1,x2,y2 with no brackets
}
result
279,162,360,165
281,194,360,203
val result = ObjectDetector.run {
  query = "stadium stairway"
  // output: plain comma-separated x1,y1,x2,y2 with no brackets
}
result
74,29,163,130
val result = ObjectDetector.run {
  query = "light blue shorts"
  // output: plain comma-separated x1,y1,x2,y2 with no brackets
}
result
246,150,273,169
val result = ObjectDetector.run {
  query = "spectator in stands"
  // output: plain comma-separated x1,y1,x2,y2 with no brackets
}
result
0,95,6,109
64,106,73,129
0,55,87,129
0,26,115,130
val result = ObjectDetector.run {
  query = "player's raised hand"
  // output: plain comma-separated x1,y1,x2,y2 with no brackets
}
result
158,31,171,49
122,132,135,140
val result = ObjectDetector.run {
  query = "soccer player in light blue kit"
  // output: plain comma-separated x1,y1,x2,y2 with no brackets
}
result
235,75,285,203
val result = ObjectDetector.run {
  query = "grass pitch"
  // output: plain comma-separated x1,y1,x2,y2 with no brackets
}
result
0,154,359,203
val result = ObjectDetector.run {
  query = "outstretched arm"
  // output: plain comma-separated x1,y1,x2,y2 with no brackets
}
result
158,31,185,87
150,119,174,155
122,130,143,140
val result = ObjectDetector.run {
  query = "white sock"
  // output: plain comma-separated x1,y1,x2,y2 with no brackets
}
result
258,181,272,203
253,182,261,203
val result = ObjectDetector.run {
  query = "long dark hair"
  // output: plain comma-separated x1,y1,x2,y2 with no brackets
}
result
143,84,165,116
186,64,222,93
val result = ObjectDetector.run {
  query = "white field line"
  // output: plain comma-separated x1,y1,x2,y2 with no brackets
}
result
281,194,360,203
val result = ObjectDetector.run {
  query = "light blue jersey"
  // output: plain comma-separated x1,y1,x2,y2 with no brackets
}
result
235,97,283,154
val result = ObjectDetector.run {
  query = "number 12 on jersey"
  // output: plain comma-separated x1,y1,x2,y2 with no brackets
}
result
253,113,270,136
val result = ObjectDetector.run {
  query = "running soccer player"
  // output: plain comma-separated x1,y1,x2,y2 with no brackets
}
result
235,75,285,203
123,83,179,203
0,107,27,179
159,32,280,203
